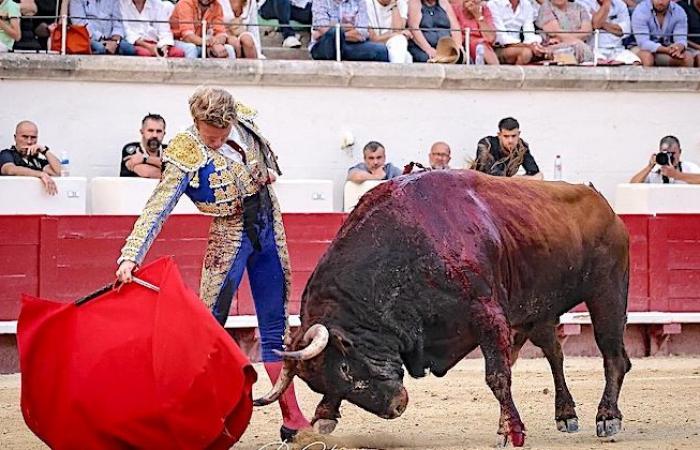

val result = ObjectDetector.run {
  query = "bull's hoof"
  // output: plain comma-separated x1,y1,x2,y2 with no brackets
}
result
499,431,526,447
556,418,579,433
313,418,338,435
596,418,622,437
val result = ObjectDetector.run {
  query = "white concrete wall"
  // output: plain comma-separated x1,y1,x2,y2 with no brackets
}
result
2,78,699,210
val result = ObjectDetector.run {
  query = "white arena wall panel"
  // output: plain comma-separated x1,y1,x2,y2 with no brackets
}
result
1,56,699,211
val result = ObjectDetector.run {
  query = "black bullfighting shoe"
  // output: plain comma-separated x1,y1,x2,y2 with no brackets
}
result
280,425,299,442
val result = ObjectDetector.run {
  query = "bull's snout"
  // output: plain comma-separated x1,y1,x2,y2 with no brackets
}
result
381,387,409,419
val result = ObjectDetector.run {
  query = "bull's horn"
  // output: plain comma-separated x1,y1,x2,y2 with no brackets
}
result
253,360,296,406
276,324,329,361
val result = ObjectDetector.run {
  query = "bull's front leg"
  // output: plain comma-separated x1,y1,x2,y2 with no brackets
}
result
473,297,526,447
312,395,342,434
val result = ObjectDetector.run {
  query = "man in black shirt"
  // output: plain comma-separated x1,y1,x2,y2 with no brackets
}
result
679,0,700,67
0,121,62,195
120,114,166,178
471,117,543,180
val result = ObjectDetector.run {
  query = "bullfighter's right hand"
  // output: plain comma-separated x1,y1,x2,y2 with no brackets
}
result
116,261,137,284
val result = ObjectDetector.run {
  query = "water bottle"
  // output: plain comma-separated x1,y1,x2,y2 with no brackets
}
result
60,151,70,177
553,155,563,181
475,43,485,65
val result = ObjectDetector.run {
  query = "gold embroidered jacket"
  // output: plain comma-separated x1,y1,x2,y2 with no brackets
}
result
119,118,281,265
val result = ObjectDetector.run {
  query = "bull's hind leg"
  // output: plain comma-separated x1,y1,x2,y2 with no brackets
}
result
586,294,631,437
473,297,526,447
528,323,579,433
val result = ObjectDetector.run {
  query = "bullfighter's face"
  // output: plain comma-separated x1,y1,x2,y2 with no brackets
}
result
298,330,409,419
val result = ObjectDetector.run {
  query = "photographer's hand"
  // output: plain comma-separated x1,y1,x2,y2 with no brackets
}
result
648,153,657,168
660,165,680,180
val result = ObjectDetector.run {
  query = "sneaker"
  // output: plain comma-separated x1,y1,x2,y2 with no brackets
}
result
282,36,302,48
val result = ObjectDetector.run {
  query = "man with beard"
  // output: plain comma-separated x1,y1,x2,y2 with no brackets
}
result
631,0,693,67
120,114,166,178
471,117,543,179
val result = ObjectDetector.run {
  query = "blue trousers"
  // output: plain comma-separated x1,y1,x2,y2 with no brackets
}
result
209,212,287,362
258,0,312,39
90,39,136,55
311,28,389,62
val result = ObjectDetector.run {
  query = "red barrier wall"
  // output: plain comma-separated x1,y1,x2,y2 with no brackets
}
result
1,213,700,320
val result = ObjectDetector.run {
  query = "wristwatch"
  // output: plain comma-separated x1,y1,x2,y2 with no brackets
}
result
40,146,49,154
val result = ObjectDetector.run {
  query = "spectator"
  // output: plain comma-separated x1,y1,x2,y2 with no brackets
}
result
347,141,403,181
631,0,693,67
310,0,390,61
258,0,311,48
70,0,136,55
630,136,700,184
220,0,263,58
490,0,547,64
170,0,236,59
366,0,413,63
536,0,594,64
452,0,499,64
678,0,700,67
428,141,451,169
0,121,62,195
471,117,542,179
407,0,461,62
25,0,56,49
120,114,166,178
120,0,185,57
590,0,640,64
0,0,21,52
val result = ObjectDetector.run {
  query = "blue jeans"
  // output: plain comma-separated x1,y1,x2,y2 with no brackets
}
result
311,28,389,62
90,39,136,55
174,40,236,59
259,0,312,39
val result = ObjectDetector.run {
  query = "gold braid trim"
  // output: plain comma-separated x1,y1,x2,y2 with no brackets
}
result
199,215,244,309
267,186,293,344
119,164,189,264
235,100,258,125
162,131,208,173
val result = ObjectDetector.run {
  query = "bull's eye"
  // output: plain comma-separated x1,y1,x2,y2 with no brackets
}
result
340,362,350,375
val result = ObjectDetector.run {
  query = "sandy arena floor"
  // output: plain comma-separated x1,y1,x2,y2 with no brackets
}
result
1,357,699,449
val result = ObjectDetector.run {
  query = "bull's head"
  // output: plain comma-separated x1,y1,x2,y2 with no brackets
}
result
255,323,408,424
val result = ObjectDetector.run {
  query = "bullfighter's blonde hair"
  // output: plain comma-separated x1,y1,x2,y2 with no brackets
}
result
188,87,237,128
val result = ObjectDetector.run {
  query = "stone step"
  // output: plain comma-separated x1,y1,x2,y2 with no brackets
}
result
261,46,310,60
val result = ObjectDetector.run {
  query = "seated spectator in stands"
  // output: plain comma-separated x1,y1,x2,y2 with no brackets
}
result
452,0,499,64
631,0,692,67
220,0,263,58
590,0,640,64
170,0,236,58
0,0,21,52
120,114,166,178
407,0,461,62
25,0,56,50
258,0,311,48
678,0,700,67
70,0,137,55
428,141,451,169
120,0,185,57
366,0,413,63
490,0,546,64
347,141,403,182
630,136,700,184
0,121,62,195
311,0,390,61
536,0,594,63
471,117,542,179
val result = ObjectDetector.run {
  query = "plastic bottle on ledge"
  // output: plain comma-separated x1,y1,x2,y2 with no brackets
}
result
60,151,70,177
553,155,563,181
474,43,485,65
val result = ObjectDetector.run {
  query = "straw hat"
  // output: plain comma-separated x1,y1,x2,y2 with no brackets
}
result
429,37,465,64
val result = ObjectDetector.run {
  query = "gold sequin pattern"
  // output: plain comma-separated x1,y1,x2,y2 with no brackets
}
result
120,164,189,264
199,215,244,309
195,200,243,216
162,131,208,173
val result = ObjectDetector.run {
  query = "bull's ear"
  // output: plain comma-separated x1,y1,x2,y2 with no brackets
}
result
330,328,354,355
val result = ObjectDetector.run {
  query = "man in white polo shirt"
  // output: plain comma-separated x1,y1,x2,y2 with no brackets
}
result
630,136,700,184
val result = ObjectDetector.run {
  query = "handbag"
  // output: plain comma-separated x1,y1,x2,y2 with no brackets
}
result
49,23,92,54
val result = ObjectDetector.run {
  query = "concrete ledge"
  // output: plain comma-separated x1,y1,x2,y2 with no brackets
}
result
2,54,700,92
561,311,700,325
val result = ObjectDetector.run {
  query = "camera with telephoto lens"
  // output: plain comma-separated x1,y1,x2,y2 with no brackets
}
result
655,151,673,166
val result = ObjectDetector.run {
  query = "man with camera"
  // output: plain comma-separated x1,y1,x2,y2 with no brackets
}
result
630,136,700,184
0,121,63,195
120,114,166,178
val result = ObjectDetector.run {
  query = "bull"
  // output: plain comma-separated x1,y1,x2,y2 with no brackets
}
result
256,170,631,447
